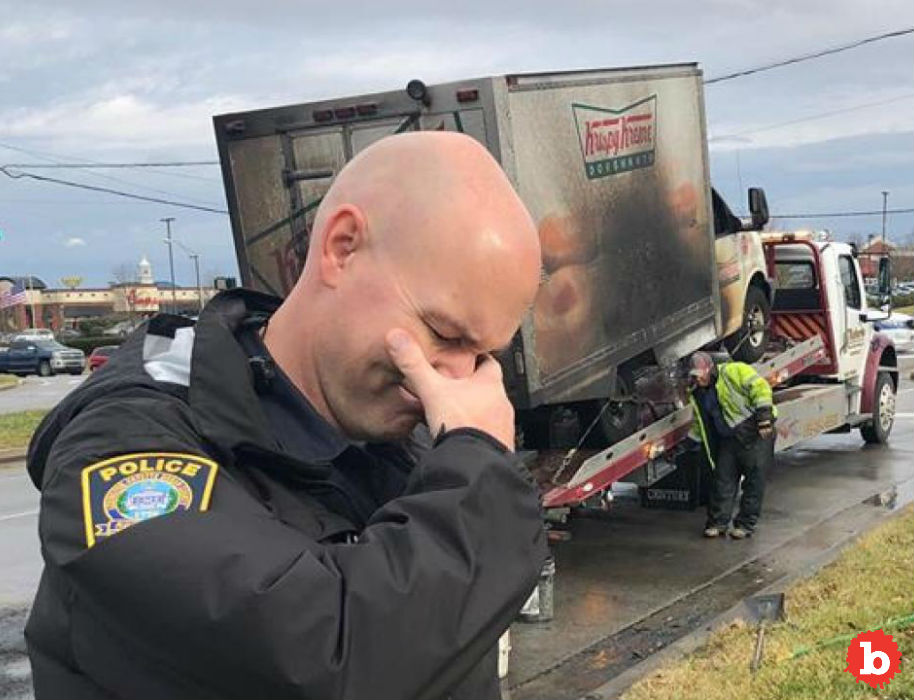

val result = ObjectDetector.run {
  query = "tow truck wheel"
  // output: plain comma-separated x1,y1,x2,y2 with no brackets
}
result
727,286,770,364
861,372,895,444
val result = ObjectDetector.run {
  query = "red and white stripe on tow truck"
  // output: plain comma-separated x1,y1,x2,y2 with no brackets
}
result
542,406,693,508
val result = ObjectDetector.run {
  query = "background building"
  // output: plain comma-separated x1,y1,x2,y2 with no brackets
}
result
0,256,218,333
858,236,914,280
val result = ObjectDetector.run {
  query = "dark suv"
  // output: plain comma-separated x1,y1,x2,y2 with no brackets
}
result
0,338,86,376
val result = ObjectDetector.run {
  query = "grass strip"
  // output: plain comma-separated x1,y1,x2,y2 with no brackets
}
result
623,505,914,700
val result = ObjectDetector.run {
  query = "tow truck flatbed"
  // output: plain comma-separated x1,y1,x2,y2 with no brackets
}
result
542,335,829,508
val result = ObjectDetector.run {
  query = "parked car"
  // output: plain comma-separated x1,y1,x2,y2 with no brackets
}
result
103,320,141,337
13,328,55,341
874,313,914,353
57,327,82,340
0,338,86,376
88,345,119,371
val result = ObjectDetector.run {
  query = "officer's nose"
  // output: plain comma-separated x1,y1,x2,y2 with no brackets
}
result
433,347,478,380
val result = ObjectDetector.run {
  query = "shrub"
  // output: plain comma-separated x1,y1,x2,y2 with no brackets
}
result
65,336,126,354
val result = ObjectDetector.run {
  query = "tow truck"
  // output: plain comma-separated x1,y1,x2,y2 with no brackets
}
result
540,230,899,511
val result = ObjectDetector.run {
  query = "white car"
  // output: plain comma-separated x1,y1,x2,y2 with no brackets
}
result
14,328,55,341
103,320,141,337
875,313,914,353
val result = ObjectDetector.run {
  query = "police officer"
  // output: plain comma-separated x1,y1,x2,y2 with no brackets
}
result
25,132,548,699
686,351,776,539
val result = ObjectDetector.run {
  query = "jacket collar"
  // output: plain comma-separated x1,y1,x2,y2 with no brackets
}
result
186,288,284,456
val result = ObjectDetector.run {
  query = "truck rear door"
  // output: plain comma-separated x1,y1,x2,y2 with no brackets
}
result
215,93,490,297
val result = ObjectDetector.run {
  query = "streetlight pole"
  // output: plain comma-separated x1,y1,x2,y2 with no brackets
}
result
161,217,177,313
190,253,203,312
173,239,204,313
881,191,889,246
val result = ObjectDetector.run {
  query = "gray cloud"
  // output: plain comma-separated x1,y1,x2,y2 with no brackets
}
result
1,0,912,285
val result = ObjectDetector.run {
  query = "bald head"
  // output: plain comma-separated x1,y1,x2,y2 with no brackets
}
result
303,131,538,291
266,131,541,441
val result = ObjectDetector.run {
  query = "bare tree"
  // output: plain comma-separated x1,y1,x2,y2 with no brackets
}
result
110,263,137,286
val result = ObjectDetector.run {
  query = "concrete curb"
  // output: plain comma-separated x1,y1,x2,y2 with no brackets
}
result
0,448,27,466
583,494,913,700
0,376,23,392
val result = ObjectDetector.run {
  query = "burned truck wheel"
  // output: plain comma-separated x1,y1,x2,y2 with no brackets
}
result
861,372,895,444
599,368,639,445
727,285,770,363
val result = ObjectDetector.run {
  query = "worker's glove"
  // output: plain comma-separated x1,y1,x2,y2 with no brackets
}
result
755,409,775,440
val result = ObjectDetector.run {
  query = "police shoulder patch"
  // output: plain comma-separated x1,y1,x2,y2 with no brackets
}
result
80,452,219,548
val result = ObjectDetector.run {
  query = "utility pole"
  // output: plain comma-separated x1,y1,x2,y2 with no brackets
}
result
190,253,203,312
161,217,177,313
173,239,204,313
881,191,889,246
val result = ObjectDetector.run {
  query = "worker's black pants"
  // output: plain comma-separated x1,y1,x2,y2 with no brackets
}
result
706,434,774,532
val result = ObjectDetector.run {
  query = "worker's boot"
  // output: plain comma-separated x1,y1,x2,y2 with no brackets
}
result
728,526,751,539
703,526,724,538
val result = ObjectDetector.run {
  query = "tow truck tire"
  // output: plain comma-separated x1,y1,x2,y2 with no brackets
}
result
727,286,770,363
861,372,895,444
37,360,52,377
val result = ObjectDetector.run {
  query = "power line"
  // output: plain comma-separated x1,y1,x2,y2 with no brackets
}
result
1,162,910,220
0,166,228,215
710,92,914,141
2,162,909,220
771,208,914,219
705,27,914,85
0,141,223,190
0,160,219,168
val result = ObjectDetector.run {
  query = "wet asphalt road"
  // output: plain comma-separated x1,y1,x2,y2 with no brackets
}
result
506,376,914,698
0,467,37,700
0,374,87,415
1,375,912,699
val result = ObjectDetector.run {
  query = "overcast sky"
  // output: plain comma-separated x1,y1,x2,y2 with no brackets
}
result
1,0,912,288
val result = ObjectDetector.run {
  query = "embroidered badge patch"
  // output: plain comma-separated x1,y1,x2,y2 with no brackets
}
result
81,452,218,548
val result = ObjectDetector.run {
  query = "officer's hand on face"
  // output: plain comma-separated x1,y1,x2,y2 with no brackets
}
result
385,328,515,450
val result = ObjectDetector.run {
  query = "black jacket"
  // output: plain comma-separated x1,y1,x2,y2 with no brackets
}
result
25,289,547,700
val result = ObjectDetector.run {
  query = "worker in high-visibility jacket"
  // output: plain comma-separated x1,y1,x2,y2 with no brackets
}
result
686,351,776,539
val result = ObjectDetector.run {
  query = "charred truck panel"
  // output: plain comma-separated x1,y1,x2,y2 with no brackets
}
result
501,66,718,408
214,64,720,448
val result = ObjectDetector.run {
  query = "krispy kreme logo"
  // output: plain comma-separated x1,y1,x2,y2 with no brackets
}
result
573,95,657,180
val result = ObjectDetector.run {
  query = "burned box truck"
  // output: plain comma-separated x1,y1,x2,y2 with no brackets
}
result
214,63,731,448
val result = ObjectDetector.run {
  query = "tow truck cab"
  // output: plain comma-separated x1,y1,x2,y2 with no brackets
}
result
764,231,897,442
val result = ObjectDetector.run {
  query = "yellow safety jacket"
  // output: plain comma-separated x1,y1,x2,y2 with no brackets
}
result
688,361,776,468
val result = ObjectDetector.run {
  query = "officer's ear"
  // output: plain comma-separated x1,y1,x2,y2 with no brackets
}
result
318,204,367,288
